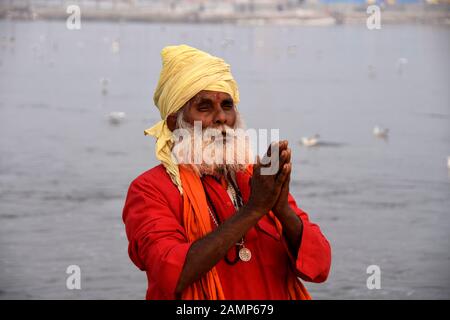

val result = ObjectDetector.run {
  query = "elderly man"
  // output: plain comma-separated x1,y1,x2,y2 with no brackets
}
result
122,45,331,300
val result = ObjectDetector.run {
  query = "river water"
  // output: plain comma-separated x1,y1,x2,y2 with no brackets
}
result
0,20,449,299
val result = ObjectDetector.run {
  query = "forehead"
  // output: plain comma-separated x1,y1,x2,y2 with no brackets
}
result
193,90,232,101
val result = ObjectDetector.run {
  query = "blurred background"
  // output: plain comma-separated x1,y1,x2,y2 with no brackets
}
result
0,0,449,299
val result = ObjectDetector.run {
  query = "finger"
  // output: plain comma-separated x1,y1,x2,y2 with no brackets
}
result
253,155,261,176
279,140,288,153
265,141,280,157
283,163,292,188
286,163,292,179
277,141,289,168
277,141,288,159
276,150,288,175
266,141,276,157
279,147,292,170
272,141,281,157
261,141,278,167
280,168,291,191
285,148,291,164
285,163,292,178
281,174,291,194
280,149,290,167
276,163,290,187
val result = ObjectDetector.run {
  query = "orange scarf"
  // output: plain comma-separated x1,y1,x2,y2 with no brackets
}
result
179,166,311,300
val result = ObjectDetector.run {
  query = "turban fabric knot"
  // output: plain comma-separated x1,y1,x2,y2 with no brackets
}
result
144,44,240,194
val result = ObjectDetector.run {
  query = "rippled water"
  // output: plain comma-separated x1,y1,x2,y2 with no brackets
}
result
0,20,449,299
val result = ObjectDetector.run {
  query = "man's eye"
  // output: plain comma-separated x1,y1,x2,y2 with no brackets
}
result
223,104,233,109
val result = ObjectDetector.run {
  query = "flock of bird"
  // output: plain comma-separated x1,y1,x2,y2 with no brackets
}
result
300,125,389,148
301,128,450,170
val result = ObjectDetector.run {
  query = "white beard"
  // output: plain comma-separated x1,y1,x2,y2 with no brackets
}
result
171,111,253,177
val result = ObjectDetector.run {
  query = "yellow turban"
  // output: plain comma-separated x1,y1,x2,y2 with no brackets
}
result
144,44,240,194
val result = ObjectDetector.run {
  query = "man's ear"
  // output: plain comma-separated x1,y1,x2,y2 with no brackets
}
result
167,113,178,131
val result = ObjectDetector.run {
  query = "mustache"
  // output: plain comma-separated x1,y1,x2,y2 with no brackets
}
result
171,112,253,175
179,123,237,136
202,127,238,142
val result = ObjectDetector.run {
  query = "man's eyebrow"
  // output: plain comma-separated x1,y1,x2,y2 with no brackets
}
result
196,98,213,105
221,98,234,105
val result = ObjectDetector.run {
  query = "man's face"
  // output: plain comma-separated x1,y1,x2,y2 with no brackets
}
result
171,90,252,176
183,90,236,129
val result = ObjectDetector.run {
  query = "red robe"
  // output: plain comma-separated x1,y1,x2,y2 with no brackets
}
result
122,164,331,300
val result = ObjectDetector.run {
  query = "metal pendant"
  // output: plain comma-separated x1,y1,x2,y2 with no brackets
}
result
238,247,252,262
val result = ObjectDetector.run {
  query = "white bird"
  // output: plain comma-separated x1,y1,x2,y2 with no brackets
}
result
108,112,126,125
373,126,389,138
396,57,408,75
100,77,109,86
111,39,120,54
99,78,110,96
301,134,320,147
220,38,234,49
447,156,450,169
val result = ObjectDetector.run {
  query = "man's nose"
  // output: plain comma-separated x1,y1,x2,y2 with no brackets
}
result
213,108,227,125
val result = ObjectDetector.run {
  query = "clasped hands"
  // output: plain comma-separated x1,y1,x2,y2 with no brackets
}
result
247,140,293,217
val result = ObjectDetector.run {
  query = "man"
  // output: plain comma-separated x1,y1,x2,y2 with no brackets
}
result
122,44,331,300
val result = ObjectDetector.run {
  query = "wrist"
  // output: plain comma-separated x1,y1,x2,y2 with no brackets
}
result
244,202,269,218
273,203,291,217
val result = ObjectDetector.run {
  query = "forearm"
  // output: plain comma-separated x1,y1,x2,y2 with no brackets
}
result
275,205,303,258
175,205,263,296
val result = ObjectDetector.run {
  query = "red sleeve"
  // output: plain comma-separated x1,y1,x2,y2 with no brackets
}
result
122,177,190,299
285,193,332,283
